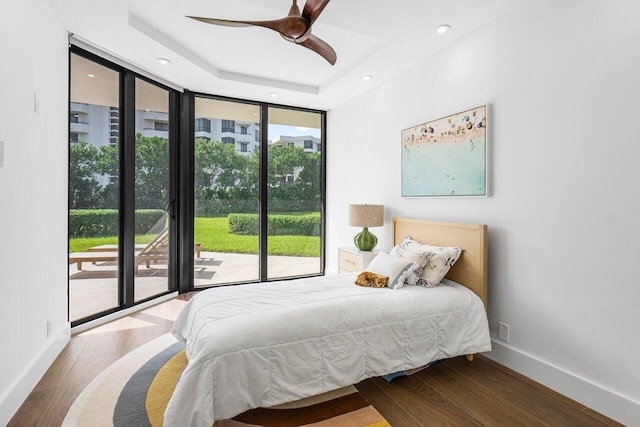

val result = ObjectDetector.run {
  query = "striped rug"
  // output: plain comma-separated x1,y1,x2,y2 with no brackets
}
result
63,334,390,427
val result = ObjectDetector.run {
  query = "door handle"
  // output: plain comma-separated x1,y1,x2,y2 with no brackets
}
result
165,200,176,220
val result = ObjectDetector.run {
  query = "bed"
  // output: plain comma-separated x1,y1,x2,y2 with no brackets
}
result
164,218,491,426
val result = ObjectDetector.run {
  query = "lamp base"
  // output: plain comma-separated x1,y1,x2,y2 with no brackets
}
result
354,227,378,251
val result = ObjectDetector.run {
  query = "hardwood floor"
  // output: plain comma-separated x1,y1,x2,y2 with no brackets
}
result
10,294,623,426
356,357,623,426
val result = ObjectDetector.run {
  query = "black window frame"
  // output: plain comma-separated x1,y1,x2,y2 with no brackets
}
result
68,45,180,327
181,92,327,291
69,47,327,318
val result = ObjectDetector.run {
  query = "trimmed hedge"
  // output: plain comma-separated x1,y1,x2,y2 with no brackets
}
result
195,198,320,216
69,209,165,237
228,213,321,236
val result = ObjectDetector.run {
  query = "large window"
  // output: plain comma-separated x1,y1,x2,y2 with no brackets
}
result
69,48,325,321
134,78,172,302
68,48,178,326
69,52,121,323
267,107,323,279
194,98,260,286
192,96,324,288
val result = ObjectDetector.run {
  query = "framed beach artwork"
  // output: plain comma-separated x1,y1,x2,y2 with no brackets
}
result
401,105,488,197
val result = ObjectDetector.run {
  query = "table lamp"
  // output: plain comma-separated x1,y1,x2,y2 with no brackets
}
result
349,204,384,251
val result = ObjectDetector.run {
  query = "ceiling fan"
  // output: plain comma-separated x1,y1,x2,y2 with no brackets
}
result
187,0,337,65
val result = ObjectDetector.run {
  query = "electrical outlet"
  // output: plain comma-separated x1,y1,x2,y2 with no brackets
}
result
498,322,510,342
47,320,51,338
34,92,40,113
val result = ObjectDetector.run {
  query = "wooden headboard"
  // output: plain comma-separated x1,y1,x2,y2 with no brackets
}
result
392,218,488,308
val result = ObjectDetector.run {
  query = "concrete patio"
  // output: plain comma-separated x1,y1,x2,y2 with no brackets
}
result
69,251,321,322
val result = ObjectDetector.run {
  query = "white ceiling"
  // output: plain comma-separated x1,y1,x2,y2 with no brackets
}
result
51,0,521,110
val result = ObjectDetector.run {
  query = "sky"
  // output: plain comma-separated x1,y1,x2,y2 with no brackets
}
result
268,124,321,142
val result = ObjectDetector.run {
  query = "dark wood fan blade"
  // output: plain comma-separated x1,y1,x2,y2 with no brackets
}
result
188,15,309,39
301,0,331,26
187,16,289,33
298,34,336,65
187,16,253,27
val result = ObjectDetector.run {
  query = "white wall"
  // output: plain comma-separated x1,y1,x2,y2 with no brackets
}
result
326,0,640,424
0,0,70,424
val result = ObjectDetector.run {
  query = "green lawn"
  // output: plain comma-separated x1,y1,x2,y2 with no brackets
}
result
68,234,157,253
69,216,320,257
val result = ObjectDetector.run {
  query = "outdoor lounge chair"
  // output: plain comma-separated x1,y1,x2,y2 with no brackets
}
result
87,244,202,258
69,228,203,272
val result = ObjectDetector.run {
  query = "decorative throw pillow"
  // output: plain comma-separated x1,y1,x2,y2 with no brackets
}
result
388,245,431,285
365,252,416,289
401,236,462,287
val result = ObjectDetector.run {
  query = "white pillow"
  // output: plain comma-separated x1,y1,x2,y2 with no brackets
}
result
388,245,431,285
366,252,416,289
400,236,462,287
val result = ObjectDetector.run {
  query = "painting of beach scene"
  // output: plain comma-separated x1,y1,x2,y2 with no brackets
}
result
401,105,488,197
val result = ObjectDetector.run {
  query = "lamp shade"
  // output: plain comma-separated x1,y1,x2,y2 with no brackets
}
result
349,204,384,227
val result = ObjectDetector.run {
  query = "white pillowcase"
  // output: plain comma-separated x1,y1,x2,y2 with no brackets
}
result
388,245,430,285
400,236,462,287
366,252,416,289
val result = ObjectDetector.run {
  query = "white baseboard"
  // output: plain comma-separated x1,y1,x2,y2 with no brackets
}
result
486,340,640,426
0,323,70,426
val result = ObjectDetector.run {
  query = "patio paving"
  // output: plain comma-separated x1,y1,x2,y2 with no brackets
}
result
69,251,321,322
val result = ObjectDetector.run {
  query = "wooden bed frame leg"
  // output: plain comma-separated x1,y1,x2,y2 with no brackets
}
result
466,354,474,362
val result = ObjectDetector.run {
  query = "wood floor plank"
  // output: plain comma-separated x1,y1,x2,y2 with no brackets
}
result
37,333,125,426
443,356,615,427
8,337,89,427
416,361,547,426
355,378,422,427
475,355,588,408
367,375,483,426
582,407,627,427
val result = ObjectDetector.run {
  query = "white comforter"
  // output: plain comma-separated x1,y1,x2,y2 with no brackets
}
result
164,273,491,426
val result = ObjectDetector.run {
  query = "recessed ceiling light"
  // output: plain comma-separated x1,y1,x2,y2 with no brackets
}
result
269,92,279,97
156,58,171,65
436,24,452,34
362,75,374,81
87,74,95,78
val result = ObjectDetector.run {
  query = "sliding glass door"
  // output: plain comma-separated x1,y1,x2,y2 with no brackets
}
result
191,95,324,288
69,48,178,325
267,107,323,279
133,78,171,302
69,51,325,316
193,97,261,286
69,52,121,322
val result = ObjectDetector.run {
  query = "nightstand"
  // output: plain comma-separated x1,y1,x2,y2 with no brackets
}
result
338,247,380,274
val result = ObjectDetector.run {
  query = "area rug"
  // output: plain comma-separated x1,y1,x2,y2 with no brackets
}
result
62,334,390,427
